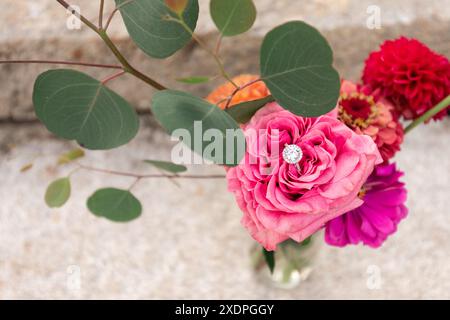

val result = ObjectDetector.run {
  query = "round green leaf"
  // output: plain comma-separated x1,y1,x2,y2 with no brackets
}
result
151,90,245,166
225,95,274,123
87,188,142,222
33,69,139,150
45,177,71,208
176,76,210,84
210,0,256,37
115,0,199,59
144,160,187,173
260,21,340,117
58,148,85,165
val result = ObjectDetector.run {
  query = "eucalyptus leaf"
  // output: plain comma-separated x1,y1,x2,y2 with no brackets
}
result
144,159,187,173
33,69,139,150
20,163,33,173
260,21,340,117
115,0,199,58
151,90,245,166
262,248,275,274
301,236,312,247
87,188,142,222
58,148,85,165
225,95,274,123
176,76,210,84
210,0,256,37
45,177,71,208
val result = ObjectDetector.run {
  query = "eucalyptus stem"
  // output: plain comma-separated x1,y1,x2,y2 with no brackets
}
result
405,95,450,134
56,0,166,91
56,0,100,33
128,177,142,191
77,163,226,180
97,30,166,90
101,70,126,84
104,0,135,31
0,60,122,69
99,0,105,28
214,34,223,56
224,78,263,109
174,16,238,88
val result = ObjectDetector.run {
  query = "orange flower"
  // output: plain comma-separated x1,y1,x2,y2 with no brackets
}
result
164,0,188,14
206,74,270,109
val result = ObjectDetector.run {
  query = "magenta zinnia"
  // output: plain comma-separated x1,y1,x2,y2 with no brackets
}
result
325,163,408,248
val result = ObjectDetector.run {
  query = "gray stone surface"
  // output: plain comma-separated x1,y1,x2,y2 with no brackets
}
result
1,0,450,120
0,118,450,299
1,0,450,300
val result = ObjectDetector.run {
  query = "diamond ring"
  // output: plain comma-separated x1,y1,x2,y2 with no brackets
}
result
282,144,303,171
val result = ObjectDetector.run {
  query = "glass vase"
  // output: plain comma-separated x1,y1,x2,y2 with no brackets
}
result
251,235,320,289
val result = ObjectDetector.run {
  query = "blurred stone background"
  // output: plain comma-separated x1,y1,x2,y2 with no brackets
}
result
0,0,450,299
1,0,450,120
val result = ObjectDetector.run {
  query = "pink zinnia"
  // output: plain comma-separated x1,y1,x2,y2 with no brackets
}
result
227,103,382,251
338,80,404,162
325,163,408,248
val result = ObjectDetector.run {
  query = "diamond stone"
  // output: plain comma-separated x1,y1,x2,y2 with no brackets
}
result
282,144,303,164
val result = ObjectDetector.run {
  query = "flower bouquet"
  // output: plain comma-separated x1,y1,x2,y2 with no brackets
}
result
2,0,449,288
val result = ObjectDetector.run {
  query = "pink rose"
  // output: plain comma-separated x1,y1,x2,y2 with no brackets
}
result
227,103,382,251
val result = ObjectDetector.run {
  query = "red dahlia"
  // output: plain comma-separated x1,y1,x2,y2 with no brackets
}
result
363,37,450,121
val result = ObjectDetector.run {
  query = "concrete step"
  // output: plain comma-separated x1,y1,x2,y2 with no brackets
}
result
1,0,450,120
1,0,450,299
1,117,450,299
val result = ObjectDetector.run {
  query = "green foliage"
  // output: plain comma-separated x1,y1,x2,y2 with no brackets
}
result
225,95,274,123
87,188,142,222
33,0,343,223
210,0,256,37
176,76,210,84
300,236,312,247
260,21,340,117
115,0,199,58
151,90,245,166
20,163,33,173
262,248,275,274
58,148,85,165
33,69,139,150
144,159,187,173
45,178,71,208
